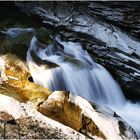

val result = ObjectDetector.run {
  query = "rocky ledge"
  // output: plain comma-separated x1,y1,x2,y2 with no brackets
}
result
15,1,140,100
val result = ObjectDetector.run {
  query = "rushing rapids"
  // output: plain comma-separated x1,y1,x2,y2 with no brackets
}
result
27,36,140,136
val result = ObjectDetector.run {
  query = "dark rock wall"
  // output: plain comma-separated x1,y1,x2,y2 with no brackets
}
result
14,2,140,100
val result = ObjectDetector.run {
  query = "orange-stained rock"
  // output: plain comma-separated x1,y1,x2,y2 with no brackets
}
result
0,53,51,103
38,91,106,139
38,91,83,131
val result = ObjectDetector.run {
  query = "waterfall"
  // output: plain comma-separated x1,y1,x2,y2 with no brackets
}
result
27,36,140,136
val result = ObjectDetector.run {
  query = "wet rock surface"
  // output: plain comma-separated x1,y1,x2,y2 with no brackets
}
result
82,2,140,39
15,1,140,100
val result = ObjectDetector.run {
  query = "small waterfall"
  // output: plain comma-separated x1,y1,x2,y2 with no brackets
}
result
27,36,140,136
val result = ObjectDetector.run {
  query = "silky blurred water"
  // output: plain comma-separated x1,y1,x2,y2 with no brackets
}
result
27,36,140,136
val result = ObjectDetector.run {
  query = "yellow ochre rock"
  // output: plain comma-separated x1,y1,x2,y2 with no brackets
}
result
38,91,106,139
0,53,51,103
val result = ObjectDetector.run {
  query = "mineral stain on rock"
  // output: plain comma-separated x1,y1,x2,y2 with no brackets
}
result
0,54,51,103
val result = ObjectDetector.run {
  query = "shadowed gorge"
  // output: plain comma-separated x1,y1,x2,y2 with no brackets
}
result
0,1,140,139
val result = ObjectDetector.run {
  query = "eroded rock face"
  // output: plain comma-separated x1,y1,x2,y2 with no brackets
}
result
86,2,140,39
15,1,140,100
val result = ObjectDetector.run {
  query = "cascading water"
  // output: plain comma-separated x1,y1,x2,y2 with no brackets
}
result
27,36,140,136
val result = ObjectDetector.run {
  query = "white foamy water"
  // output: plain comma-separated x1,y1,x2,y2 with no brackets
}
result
27,36,140,136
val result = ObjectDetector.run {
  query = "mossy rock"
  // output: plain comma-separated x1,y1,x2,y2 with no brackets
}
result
36,28,53,45
0,27,53,59
0,20,28,30
0,32,33,61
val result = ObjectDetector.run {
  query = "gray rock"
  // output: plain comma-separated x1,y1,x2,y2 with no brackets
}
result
15,2,140,99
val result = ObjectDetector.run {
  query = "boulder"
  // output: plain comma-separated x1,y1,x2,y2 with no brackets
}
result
0,94,86,139
0,53,51,103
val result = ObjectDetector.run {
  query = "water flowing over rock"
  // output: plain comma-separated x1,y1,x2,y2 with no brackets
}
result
0,50,137,139
1,28,35,38
27,36,126,107
0,2,140,139
15,1,140,100
27,36,140,137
